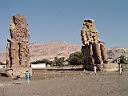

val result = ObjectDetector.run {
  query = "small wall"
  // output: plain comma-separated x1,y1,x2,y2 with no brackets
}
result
31,63,46,69
6,67,32,78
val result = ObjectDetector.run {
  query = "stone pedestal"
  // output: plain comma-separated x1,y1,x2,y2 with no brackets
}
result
103,63,119,72
6,67,32,78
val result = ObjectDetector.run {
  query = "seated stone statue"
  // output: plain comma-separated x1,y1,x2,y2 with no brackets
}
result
81,19,108,70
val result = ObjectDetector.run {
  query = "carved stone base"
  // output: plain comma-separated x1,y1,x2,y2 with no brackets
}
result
6,67,32,79
103,63,119,72
83,64,103,71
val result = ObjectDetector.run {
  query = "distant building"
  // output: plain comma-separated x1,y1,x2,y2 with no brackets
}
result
31,63,47,69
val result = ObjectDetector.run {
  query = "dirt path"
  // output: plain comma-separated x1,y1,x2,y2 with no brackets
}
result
0,70,128,96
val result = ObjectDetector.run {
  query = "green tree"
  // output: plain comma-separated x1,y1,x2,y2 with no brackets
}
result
119,55,128,64
53,57,65,66
68,51,83,65
31,58,52,65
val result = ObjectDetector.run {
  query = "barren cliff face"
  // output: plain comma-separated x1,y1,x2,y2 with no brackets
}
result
107,48,128,60
29,42,81,62
0,42,128,63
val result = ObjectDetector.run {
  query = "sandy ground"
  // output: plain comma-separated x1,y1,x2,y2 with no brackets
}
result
0,70,128,96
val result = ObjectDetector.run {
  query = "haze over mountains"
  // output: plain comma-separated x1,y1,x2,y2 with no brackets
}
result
0,42,128,63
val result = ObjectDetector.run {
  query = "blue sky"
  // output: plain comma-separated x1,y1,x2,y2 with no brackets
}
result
0,0,128,52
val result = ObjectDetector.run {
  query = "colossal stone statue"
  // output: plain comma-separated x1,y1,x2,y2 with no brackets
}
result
81,19,108,70
6,14,31,78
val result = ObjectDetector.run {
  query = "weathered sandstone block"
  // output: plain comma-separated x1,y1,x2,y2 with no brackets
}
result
6,14,31,78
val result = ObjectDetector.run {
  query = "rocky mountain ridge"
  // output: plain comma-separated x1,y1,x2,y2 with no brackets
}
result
0,42,128,63
0,42,81,63
29,42,80,62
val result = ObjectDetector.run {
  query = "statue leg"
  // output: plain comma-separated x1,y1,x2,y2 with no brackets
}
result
100,42,108,63
92,42,102,64
92,42,103,71
82,44,94,70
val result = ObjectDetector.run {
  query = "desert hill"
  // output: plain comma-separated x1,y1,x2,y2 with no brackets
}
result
0,42,81,63
107,47,128,60
29,42,80,62
0,42,128,63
